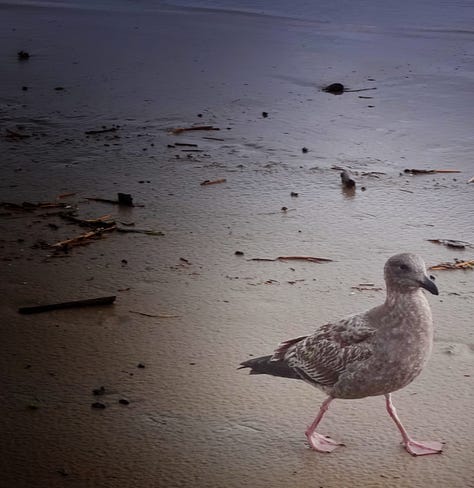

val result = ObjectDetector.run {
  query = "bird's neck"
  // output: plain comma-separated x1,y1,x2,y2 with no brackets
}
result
384,287,425,309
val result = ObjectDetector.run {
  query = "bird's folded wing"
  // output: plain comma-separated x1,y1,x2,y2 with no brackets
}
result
287,317,376,387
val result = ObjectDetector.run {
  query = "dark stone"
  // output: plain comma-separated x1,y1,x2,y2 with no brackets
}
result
323,83,344,95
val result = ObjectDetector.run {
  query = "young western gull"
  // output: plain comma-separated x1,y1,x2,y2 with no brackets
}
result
239,253,443,456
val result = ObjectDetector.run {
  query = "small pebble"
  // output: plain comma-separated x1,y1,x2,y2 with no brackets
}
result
235,250,244,256
262,111,268,118
91,402,106,409
137,363,145,369
118,399,130,405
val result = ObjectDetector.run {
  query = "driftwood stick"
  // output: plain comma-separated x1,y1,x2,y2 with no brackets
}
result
404,169,461,175
85,127,118,135
51,225,117,250
18,296,116,314
250,256,333,263
170,125,220,135
6,128,30,139
200,178,227,186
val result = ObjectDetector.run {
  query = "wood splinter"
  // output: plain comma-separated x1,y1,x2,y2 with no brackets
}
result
200,178,227,186
250,256,333,263
170,125,220,135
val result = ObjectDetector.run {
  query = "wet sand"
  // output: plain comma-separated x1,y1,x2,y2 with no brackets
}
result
1,1,474,487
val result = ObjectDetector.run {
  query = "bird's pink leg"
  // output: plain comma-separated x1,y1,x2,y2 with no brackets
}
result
385,394,443,456
305,397,344,453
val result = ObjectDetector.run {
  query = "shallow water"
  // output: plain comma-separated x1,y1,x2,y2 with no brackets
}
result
0,1,473,487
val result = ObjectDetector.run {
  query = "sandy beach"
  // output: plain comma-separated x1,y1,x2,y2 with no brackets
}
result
1,1,473,487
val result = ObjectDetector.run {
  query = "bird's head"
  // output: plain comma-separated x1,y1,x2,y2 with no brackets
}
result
384,253,438,295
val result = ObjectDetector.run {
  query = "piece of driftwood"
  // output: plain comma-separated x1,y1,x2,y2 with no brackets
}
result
170,125,220,135
86,197,118,204
51,226,117,251
85,127,118,135
429,260,474,270
6,128,30,139
116,227,164,236
18,296,116,314
202,136,225,141
129,310,180,318
59,213,115,228
200,178,227,186
404,169,461,175
428,239,471,249
250,256,333,263
340,170,356,189
0,201,68,211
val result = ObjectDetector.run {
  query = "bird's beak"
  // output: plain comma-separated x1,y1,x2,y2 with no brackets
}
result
419,275,439,295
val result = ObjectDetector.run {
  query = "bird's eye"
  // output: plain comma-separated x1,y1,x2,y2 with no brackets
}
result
399,264,409,271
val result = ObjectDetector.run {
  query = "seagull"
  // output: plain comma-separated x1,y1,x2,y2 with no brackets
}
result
239,253,443,456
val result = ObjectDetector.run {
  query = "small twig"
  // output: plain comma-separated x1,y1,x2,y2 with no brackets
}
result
129,310,180,318
51,225,117,251
250,256,333,263
404,168,461,175
200,178,227,186
18,296,116,314
116,227,164,236
170,125,220,135
85,127,118,135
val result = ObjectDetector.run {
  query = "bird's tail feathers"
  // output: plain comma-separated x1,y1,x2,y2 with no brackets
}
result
238,354,300,380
